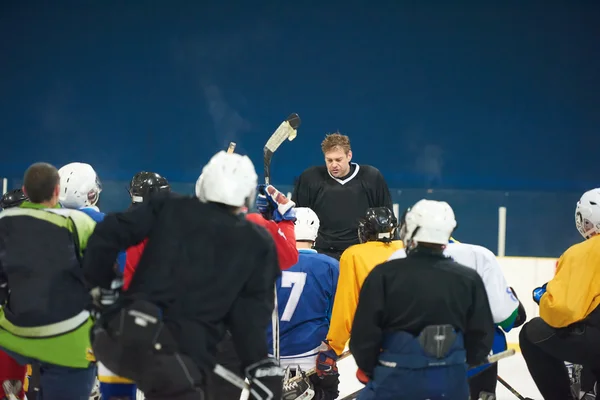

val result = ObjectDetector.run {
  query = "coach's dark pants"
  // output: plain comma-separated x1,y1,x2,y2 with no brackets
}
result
519,315,600,400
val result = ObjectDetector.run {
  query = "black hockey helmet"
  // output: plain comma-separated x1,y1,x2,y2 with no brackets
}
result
358,207,398,244
0,188,28,210
128,171,171,204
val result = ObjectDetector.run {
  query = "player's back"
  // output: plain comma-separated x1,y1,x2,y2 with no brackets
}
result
390,243,518,323
267,249,339,357
342,240,404,286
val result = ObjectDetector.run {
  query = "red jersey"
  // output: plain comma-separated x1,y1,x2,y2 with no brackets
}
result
123,239,147,290
0,350,26,399
245,213,298,270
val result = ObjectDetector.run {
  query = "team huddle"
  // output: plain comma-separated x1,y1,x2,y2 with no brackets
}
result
0,132,599,400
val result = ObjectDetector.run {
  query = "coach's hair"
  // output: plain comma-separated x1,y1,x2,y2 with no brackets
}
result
321,132,351,155
23,162,60,203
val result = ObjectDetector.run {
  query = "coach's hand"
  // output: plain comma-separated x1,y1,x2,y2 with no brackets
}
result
257,184,296,222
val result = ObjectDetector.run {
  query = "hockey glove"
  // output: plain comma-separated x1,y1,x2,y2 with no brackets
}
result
532,283,548,305
257,184,296,222
356,368,370,384
245,358,284,400
316,341,339,378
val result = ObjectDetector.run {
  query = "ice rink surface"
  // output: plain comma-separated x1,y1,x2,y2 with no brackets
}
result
336,350,542,400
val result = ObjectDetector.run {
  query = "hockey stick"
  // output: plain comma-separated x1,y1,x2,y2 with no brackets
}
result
497,376,534,400
262,113,301,362
263,113,300,185
336,349,517,400
227,142,237,154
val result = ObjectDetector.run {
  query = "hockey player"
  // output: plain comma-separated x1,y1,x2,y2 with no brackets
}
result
268,207,340,400
292,132,393,259
350,199,495,399
246,184,299,271
122,171,172,290
213,184,299,399
84,151,284,400
0,189,28,400
520,188,600,400
0,188,28,210
0,162,98,399
316,207,403,380
388,238,526,399
58,162,135,400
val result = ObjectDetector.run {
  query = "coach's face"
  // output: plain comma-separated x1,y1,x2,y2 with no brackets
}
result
325,148,352,178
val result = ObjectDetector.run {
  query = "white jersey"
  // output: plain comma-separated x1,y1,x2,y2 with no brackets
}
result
388,242,519,325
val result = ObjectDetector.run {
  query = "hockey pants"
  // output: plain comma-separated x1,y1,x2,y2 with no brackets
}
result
520,316,600,400
91,300,205,400
358,326,469,400
1,348,96,400
209,332,244,400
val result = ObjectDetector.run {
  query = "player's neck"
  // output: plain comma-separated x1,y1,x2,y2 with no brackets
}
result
296,242,314,250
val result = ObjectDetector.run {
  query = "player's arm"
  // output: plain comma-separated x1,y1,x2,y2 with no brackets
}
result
327,259,341,319
477,247,520,330
349,268,386,376
255,185,299,270
326,250,359,355
464,273,495,365
539,250,582,327
83,196,165,289
226,235,280,369
270,219,298,270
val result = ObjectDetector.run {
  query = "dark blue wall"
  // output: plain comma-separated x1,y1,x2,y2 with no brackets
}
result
1,2,598,256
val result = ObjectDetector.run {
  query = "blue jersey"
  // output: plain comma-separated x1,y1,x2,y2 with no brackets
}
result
267,249,339,356
79,206,126,271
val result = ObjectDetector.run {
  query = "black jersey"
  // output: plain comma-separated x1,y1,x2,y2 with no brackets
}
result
292,163,392,252
349,249,495,374
83,194,280,372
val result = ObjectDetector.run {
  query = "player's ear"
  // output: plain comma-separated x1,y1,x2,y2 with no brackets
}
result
347,150,353,162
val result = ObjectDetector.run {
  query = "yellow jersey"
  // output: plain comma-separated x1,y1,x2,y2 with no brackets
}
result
326,240,404,355
541,235,600,328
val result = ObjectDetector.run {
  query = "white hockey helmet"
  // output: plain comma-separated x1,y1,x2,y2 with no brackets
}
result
195,151,258,208
399,199,457,247
294,207,320,242
575,188,600,240
58,162,102,209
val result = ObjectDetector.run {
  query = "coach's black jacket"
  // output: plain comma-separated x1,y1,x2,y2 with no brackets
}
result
83,194,280,373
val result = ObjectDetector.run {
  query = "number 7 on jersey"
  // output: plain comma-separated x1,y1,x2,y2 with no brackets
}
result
280,271,307,321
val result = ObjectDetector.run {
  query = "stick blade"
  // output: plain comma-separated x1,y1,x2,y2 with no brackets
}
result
286,113,301,130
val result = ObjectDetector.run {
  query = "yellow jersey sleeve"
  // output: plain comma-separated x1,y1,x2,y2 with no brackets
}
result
540,236,600,327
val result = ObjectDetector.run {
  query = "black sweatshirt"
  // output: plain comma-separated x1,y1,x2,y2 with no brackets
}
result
83,194,280,372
